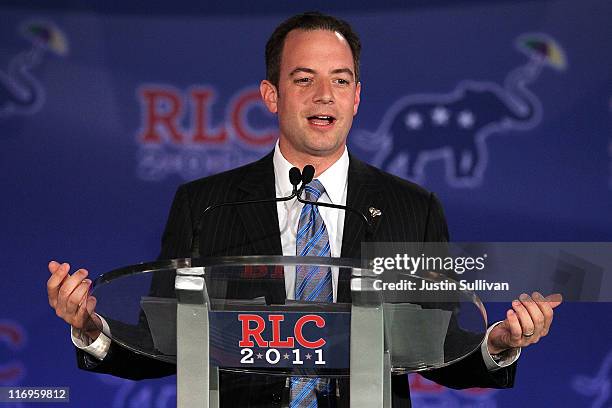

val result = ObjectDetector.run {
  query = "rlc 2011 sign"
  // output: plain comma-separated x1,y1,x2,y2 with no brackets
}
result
238,314,327,366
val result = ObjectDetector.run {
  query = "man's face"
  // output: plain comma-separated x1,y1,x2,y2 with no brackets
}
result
261,29,361,161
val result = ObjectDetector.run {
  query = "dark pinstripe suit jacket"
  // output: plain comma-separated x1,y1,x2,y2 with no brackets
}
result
77,151,515,407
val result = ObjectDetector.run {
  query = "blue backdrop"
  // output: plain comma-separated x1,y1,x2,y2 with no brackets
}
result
2,1,612,406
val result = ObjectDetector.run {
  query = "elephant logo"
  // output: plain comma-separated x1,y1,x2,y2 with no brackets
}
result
0,20,68,119
352,33,567,187
572,348,612,408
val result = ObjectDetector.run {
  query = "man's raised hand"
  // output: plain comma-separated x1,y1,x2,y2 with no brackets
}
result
487,292,562,355
47,261,101,341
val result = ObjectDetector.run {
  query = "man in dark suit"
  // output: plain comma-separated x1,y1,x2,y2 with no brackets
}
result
47,11,561,407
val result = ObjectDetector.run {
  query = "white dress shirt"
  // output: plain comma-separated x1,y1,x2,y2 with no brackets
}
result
73,142,519,370
273,143,348,302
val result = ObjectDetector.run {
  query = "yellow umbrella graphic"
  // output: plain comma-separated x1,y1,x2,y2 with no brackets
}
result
517,34,566,71
21,21,69,56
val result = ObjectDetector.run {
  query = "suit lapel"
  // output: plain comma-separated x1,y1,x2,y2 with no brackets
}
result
338,154,385,302
341,154,385,258
235,152,283,256
233,152,286,304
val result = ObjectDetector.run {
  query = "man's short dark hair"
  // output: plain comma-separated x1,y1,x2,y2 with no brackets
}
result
265,11,362,89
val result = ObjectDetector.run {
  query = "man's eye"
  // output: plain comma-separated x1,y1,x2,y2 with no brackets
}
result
294,78,312,84
335,79,350,85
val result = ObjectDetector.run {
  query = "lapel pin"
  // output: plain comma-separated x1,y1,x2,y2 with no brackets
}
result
368,207,382,218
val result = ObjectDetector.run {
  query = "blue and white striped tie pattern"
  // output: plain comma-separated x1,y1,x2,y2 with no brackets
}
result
290,179,332,408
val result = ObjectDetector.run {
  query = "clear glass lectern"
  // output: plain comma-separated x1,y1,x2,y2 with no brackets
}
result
90,256,487,408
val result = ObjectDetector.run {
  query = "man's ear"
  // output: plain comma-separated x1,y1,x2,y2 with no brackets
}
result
353,81,361,116
260,80,278,114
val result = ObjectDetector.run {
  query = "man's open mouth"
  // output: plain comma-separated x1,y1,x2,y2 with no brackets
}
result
307,115,336,126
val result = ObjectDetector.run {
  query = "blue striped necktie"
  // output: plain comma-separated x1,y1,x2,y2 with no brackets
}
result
290,179,333,408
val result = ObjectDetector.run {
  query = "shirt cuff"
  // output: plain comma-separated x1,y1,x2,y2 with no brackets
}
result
481,321,521,371
70,314,111,361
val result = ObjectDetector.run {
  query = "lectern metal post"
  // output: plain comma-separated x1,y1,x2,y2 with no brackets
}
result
175,267,219,408
350,275,391,408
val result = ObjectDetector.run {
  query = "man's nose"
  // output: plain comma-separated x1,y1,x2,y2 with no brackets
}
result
312,81,333,104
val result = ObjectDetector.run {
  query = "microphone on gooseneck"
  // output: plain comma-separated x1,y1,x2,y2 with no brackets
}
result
295,164,314,198
190,164,375,257
296,165,374,235
301,165,315,184
190,167,304,258
289,166,302,195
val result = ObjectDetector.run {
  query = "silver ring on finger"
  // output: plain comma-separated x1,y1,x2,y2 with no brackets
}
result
522,331,534,337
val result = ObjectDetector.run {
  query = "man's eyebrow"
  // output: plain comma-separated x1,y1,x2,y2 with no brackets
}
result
330,68,355,78
289,67,316,76
288,67,355,78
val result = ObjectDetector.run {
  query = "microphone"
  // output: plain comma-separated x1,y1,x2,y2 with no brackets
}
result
295,164,314,197
191,167,303,257
301,165,315,184
289,166,302,195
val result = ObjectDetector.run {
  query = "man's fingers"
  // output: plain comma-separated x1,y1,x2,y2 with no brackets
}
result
545,293,563,308
511,297,535,337
47,263,71,308
518,293,544,336
533,292,554,335
75,295,96,329
48,261,61,274
47,261,98,329
86,296,97,315
65,279,91,317
506,309,523,345
57,269,88,315
494,292,561,351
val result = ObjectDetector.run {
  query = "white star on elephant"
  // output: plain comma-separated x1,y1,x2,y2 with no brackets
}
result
457,110,475,128
404,111,422,129
431,106,450,126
